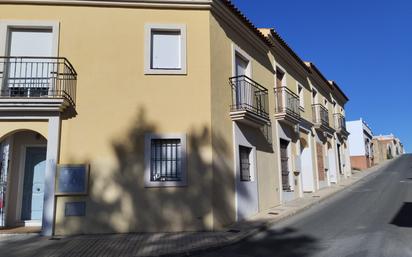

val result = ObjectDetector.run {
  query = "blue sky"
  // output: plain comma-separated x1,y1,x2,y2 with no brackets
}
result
231,0,412,152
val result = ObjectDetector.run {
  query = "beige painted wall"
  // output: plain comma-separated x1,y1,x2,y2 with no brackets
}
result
0,4,214,235
0,121,48,142
0,2,351,235
209,13,236,228
209,12,280,221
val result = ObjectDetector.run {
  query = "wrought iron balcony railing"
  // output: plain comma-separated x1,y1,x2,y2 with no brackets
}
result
333,113,346,131
274,86,300,122
312,104,329,128
0,56,77,107
229,75,269,122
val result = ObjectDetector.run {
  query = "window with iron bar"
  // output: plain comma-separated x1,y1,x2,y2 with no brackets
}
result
239,146,252,181
150,139,182,182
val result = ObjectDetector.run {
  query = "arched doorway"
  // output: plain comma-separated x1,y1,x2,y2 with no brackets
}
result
0,130,47,229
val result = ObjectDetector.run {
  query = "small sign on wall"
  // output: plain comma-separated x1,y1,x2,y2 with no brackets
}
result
56,164,89,195
65,201,86,217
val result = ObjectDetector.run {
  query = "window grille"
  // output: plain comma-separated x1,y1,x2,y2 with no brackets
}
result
150,139,182,182
280,139,291,191
239,146,252,181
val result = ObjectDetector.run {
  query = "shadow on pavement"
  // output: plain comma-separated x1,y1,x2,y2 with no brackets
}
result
196,228,319,257
390,202,412,228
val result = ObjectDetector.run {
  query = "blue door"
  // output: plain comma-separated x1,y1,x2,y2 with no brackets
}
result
21,147,46,221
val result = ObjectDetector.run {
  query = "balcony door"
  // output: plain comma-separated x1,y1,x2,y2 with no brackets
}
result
6,29,54,97
235,53,251,109
275,68,285,112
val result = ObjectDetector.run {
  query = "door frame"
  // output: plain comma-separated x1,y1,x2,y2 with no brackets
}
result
279,138,291,191
233,122,258,221
301,137,315,192
0,21,59,95
0,138,12,227
17,144,47,226
316,141,326,186
0,20,59,57
231,44,252,78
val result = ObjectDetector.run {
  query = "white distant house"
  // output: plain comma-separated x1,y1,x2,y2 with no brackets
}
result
346,119,374,170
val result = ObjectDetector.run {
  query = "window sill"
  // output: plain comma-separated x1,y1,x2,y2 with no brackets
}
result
144,181,187,188
144,68,187,75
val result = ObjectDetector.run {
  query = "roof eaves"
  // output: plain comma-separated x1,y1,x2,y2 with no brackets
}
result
220,0,273,48
328,80,349,102
219,1,312,74
305,62,330,87
267,28,311,73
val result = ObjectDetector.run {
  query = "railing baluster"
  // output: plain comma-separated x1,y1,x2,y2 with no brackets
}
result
274,86,300,119
312,104,329,127
229,75,269,120
0,56,77,107
333,113,347,132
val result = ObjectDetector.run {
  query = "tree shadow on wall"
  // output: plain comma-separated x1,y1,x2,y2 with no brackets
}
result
33,107,323,257
57,107,248,235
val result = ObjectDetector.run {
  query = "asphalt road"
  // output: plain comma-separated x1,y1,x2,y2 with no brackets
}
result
193,154,412,257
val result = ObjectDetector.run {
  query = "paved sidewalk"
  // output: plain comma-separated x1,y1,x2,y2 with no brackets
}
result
1,159,395,257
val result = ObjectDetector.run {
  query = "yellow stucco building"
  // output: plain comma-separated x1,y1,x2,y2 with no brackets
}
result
0,0,351,236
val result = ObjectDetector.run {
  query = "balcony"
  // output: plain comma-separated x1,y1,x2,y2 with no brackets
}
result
0,56,77,114
229,75,270,127
312,104,329,130
333,113,349,136
274,87,300,125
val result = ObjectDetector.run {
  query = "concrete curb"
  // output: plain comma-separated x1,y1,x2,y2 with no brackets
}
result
154,158,398,257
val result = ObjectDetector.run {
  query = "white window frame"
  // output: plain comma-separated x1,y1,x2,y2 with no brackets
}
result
279,137,293,191
330,96,335,109
144,24,187,75
275,65,287,88
144,133,187,187
311,89,318,104
0,20,59,57
232,44,252,77
238,145,253,182
235,143,256,182
297,83,304,110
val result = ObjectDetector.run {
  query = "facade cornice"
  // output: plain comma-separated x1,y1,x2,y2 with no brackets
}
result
1,0,272,55
0,0,213,9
